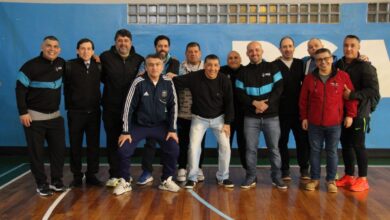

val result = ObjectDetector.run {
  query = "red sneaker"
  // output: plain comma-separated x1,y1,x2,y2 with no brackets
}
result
350,178,370,192
335,175,356,187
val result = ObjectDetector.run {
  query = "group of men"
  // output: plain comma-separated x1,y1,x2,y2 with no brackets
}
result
16,28,379,196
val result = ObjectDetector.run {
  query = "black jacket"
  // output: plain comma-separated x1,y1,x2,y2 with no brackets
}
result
220,64,244,115
100,46,144,112
64,58,101,111
336,57,380,117
16,53,65,115
272,58,304,116
236,61,283,118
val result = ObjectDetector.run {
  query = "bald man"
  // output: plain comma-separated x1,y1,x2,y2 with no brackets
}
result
220,51,247,169
236,42,286,189
303,38,337,75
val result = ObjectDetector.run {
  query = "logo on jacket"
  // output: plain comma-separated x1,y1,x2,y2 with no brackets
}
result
330,82,339,87
143,91,149,96
161,90,168,98
262,72,271,77
55,66,63,72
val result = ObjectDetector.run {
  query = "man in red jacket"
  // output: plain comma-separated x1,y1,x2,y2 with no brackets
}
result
299,48,357,193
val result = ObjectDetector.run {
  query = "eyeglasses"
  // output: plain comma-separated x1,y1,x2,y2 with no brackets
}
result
315,56,332,63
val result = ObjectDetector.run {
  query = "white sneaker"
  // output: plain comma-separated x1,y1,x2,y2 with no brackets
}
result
159,176,180,192
197,169,205,182
177,169,187,182
106,178,119,187
113,178,132,195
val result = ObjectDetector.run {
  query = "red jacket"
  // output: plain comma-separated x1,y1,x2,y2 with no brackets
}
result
299,68,358,127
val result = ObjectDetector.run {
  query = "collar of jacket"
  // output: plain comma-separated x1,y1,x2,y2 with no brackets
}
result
39,52,62,63
312,66,338,79
109,45,136,60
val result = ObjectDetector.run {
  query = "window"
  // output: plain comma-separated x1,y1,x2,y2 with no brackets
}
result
368,2,390,22
128,3,340,24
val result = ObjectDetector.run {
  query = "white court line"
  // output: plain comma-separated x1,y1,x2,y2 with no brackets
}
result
0,163,27,178
0,170,30,190
189,190,234,220
42,188,72,220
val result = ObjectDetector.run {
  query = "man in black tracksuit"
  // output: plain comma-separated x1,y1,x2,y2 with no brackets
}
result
236,41,286,189
64,38,102,187
220,51,247,169
100,29,144,187
272,37,310,180
16,36,66,196
336,35,380,192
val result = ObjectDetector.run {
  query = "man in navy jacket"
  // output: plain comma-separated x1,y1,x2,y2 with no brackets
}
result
113,54,180,195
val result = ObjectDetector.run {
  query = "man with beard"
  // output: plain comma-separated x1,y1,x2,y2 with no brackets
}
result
137,35,180,186
100,29,144,187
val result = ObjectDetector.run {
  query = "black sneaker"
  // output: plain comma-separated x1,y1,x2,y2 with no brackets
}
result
86,176,103,186
241,177,257,189
71,177,83,187
272,178,288,189
184,180,196,189
36,183,53,196
50,180,66,192
217,179,234,188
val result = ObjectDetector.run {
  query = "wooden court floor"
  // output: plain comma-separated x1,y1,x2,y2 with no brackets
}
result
1,165,390,220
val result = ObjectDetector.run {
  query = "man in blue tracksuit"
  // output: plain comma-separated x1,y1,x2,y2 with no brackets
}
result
113,54,180,195
136,35,180,185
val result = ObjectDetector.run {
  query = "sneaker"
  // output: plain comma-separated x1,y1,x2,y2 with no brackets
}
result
177,168,187,182
106,178,119,187
71,177,83,187
240,177,257,189
305,180,320,191
159,176,181,192
36,183,53,196
350,177,370,192
197,169,205,182
327,181,338,193
300,169,311,180
137,171,154,185
184,180,197,189
50,180,66,192
282,175,292,181
86,176,103,186
272,178,288,189
113,178,132,195
217,179,234,188
336,175,356,187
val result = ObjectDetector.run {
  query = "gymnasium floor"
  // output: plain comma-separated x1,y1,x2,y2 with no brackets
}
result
1,156,390,220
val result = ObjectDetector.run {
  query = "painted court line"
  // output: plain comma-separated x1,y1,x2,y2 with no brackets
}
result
42,188,72,220
189,190,234,220
0,170,30,190
0,163,27,178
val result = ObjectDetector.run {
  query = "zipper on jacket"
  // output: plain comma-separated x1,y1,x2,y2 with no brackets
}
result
321,79,326,125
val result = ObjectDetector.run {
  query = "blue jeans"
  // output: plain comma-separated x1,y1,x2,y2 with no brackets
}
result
308,124,341,181
244,116,282,180
187,115,231,182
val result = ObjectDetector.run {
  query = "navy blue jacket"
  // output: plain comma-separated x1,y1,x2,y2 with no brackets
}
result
122,74,177,133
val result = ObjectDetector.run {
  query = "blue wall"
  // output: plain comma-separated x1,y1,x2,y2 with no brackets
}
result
0,2,388,148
